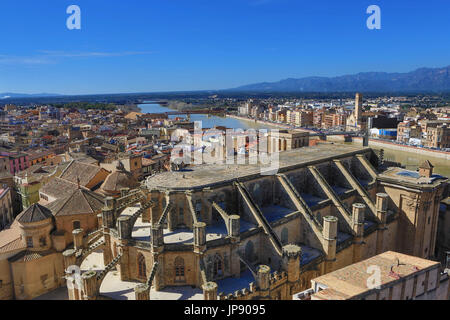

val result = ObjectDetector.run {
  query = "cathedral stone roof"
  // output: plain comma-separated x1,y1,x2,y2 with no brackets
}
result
46,188,105,217
100,162,140,194
16,203,53,224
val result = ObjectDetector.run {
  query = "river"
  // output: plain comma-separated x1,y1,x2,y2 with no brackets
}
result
138,103,278,130
139,103,449,177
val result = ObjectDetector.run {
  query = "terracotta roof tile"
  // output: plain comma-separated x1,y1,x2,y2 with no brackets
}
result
59,161,107,187
16,203,53,224
100,167,140,193
40,177,79,199
46,188,105,216
8,249,55,263
0,221,24,254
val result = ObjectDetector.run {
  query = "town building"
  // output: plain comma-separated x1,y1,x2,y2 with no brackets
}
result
346,93,367,132
0,187,13,231
55,144,447,301
0,186,105,300
294,251,450,300
397,120,422,144
436,197,450,265
423,123,450,149
268,130,310,152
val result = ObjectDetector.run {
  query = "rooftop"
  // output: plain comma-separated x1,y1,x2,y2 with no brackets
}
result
59,160,109,187
39,177,80,199
16,203,53,224
0,221,24,254
379,167,447,187
311,251,440,300
46,188,105,217
146,144,370,190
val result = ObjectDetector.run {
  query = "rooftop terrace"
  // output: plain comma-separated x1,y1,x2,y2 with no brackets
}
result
311,251,440,300
379,167,448,187
146,144,371,190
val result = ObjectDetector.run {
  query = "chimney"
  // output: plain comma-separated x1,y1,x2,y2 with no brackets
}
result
419,160,434,178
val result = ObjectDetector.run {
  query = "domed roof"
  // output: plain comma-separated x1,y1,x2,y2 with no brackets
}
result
46,188,105,217
100,161,140,194
16,203,53,224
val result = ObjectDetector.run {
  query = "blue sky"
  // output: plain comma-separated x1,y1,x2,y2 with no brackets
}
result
0,0,449,95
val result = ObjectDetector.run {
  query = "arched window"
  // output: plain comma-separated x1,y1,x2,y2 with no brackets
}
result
175,257,185,282
39,236,47,247
213,254,224,278
72,220,81,231
26,236,33,248
137,254,146,279
281,228,289,245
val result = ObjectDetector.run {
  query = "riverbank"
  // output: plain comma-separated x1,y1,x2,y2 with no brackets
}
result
353,137,450,161
226,114,309,131
138,104,280,130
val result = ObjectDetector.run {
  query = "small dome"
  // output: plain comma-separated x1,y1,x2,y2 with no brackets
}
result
16,203,53,224
100,166,140,195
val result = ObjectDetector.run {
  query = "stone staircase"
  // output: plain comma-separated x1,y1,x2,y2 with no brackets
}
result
129,199,154,227
356,154,378,180
97,253,123,283
276,174,323,233
115,189,147,213
81,239,106,259
237,250,257,281
86,229,102,245
212,202,230,221
235,181,283,256
334,160,379,222
308,166,355,235
186,194,200,224
199,258,208,285
146,261,159,288
158,202,172,226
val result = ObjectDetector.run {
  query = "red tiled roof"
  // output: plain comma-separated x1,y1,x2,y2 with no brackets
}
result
0,221,25,254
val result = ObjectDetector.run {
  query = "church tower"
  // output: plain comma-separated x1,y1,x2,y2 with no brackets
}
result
355,93,363,123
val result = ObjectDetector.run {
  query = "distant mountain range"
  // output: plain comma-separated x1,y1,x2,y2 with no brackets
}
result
2,66,450,99
229,66,450,92
0,93,61,100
